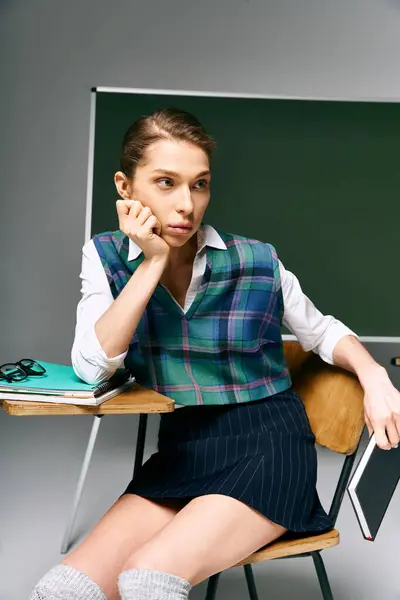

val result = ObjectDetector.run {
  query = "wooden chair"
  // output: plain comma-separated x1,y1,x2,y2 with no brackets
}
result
205,341,366,600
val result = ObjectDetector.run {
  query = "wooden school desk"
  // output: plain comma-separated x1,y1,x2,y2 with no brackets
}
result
1,384,175,554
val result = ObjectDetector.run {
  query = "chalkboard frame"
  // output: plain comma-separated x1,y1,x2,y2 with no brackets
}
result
84,87,400,342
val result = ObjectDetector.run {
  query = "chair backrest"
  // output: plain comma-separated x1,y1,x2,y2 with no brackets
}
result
283,341,365,455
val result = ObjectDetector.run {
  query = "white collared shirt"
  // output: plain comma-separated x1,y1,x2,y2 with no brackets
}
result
71,225,357,386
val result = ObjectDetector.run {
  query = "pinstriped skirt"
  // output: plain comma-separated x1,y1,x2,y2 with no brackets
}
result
122,388,333,534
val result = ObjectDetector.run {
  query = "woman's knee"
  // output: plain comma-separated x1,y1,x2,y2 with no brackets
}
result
60,494,184,598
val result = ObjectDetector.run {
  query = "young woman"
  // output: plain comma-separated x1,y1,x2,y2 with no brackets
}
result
31,108,400,600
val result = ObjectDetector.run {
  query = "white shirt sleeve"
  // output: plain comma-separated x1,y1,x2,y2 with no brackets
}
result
279,260,358,365
71,240,128,385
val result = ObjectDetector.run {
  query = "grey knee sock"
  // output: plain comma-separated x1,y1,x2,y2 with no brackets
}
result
118,568,192,600
30,564,106,600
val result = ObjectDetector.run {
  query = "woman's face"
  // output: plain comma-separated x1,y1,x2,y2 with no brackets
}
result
115,138,211,248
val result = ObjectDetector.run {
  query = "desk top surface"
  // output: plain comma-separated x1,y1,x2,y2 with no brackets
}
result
0,384,175,416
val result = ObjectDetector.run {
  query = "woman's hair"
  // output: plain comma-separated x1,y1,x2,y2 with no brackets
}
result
120,107,216,178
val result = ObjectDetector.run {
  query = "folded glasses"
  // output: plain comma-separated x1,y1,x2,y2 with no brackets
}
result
0,359,46,383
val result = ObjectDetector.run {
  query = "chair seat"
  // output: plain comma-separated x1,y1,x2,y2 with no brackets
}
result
235,529,340,566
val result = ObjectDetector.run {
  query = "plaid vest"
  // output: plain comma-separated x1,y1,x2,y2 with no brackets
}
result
93,228,291,406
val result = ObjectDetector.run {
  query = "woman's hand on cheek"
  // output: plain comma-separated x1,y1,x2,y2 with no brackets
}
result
116,199,170,262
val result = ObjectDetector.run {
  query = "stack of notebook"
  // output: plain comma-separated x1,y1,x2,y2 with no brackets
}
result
0,361,136,406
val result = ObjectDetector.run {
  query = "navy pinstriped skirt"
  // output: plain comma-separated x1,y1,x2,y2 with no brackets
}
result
122,388,333,534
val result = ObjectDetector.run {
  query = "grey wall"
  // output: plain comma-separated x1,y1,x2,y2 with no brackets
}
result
1,2,400,598
1,0,400,368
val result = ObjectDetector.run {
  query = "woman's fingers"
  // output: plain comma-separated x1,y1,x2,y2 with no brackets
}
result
363,380,400,450
145,214,162,236
364,411,373,438
373,423,391,450
116,199,146,232
115,198,169,260
136,206,152,226
385,419,399,448
128,200,144,219
373,418,399,450
395,410,400,439
116,199,136,217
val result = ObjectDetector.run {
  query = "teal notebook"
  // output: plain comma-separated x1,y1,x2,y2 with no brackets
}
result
0,361,130,398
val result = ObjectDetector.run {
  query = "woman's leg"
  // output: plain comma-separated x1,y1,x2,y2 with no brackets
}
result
119,493,286,596
31,494,185,600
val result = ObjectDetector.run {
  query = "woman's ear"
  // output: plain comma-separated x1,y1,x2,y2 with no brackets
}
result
114,171,134,199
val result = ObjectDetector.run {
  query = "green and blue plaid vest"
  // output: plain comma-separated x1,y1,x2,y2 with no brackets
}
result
93,228,291,405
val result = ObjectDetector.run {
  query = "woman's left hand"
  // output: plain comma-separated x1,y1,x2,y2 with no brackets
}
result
331,335,400,451
362,373,400,450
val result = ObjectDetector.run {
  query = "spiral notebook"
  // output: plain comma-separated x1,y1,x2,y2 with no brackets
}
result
347,433,400,541
0,361,135,405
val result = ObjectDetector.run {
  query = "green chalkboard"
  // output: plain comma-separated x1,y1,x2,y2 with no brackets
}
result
90,89,400,337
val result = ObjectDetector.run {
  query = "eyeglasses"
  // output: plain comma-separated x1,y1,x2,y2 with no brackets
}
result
0,359,46,383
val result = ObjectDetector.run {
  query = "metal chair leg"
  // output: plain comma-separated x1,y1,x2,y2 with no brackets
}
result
244,564,260,600
60,415,103,554
133,413,148,478
311,552,334,600
204,573,221,600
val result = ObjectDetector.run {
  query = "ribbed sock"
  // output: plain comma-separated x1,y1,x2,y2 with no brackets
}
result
118,568,192,600
29,564,106,600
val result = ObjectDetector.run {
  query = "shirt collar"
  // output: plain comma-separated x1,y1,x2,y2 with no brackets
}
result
127,224,227,261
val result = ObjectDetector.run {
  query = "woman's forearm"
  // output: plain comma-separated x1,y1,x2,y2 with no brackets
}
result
332,334,389,389
95,256,168,358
